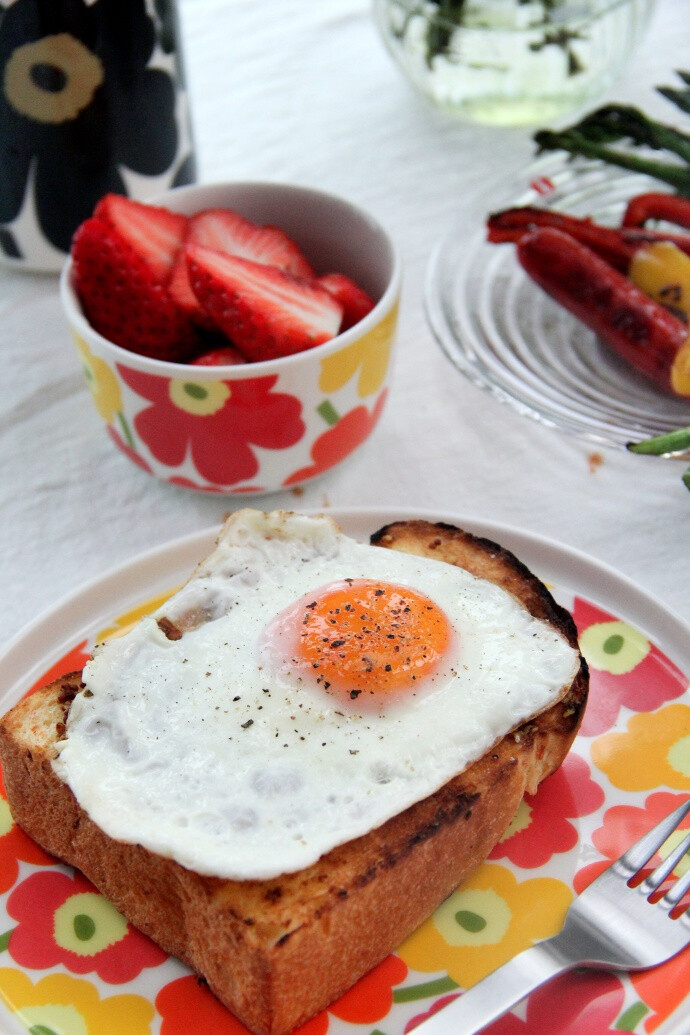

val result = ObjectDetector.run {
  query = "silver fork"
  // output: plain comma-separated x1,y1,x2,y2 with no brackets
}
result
414,797,690,1034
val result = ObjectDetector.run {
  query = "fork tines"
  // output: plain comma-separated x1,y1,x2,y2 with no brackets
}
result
621,798,690,916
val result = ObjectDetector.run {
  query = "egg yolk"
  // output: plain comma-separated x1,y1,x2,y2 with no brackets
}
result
295,579,454,701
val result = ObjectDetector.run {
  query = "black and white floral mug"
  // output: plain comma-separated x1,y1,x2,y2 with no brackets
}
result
0,0,196,271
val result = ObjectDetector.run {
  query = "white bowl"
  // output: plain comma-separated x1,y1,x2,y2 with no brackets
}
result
60,181,402,495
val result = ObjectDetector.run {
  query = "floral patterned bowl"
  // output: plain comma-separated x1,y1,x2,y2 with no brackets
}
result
59,181,401,495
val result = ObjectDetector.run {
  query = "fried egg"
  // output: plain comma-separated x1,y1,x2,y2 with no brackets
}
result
54,510,580,880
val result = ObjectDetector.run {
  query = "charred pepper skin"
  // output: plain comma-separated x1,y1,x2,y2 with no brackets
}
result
487,206,690,271
622,192,690,230
516,227,690,396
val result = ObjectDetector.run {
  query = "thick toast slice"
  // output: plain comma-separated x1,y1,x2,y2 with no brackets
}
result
0,519,588,1035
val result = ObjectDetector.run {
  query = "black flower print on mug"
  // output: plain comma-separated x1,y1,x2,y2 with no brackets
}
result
0,0,195,259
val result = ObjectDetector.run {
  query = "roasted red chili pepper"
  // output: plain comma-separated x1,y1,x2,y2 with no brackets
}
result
487,206,690,272
516,227,690,397
622,192,690,231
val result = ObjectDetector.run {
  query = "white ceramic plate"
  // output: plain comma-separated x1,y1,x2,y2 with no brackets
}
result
0,507,688,1035
425,154,690,448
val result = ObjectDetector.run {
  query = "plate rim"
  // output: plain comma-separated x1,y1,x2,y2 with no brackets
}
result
1,505,688,704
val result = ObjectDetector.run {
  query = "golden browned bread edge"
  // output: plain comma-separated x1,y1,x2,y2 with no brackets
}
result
0,520,588,1035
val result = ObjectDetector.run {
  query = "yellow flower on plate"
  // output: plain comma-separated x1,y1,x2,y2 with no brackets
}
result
591,703,690,791
0,968,154,1034
399,862,572,988
579,620,650,675
318,304,398,398
96,589,177,642
73,334,122,424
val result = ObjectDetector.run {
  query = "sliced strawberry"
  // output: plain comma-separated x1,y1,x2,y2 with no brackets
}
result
168,249,214,328
168,207,316,330
72,217,197,362
191,345,246,366
188,208,315,278
318,273,375,330
186,245,343,362
93,193,188,283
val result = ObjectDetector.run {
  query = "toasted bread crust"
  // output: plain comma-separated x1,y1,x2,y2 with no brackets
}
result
0,520,588,1035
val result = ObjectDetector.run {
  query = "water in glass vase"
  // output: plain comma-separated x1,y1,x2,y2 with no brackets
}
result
374,0,658,126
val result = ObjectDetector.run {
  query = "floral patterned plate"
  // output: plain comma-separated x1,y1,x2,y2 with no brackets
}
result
0,507,688,1035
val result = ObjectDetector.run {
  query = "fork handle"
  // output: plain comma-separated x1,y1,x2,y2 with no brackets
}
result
413,940,569,1033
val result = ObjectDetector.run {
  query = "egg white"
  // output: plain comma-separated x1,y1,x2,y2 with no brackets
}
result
54,510,580,880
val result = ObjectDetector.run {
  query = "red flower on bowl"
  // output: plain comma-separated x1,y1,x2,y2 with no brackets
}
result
117,366,305,486
283,389,387,486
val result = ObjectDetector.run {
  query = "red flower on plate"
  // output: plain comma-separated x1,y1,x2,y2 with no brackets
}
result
489,753,604,869
574,791,690,895
283,389,387,486
328,954,408,1024
26,642,91,696
7,870,167,982
406,993,460,1032
481,970,626,1034
117,365,305,486
631,943,690,1032
406,971,626,1034
0,769,53,893
572,598,687,737
156,975,329,1034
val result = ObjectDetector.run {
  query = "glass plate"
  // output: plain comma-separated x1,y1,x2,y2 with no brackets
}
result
0,508,688,1035
425,154,690,448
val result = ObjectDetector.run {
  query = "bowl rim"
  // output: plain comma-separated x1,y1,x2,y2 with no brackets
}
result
374,0,646,30
59,180,402,379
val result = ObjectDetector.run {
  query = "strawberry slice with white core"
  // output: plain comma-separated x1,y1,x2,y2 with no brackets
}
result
187,245,343,362
188,208,315,278
318,272,375,330
94,193,188,283
168,249,215,327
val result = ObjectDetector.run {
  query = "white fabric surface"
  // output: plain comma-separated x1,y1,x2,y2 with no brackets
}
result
1,0,688,659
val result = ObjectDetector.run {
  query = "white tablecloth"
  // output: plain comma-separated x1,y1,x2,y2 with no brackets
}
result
2,0,689,659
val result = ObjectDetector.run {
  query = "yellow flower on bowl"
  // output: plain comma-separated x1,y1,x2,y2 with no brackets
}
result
592,703,690,791
168,378,231,417
399,862,572,988
73,333,122,423
0,968,154,1034
318,304,398,398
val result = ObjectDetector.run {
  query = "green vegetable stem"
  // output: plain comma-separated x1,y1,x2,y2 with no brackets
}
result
402,0,590,73
534,70,690,197
627,425,690,491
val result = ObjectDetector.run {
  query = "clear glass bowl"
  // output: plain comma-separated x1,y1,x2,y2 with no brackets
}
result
372,0,658,126
425,154,690,448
